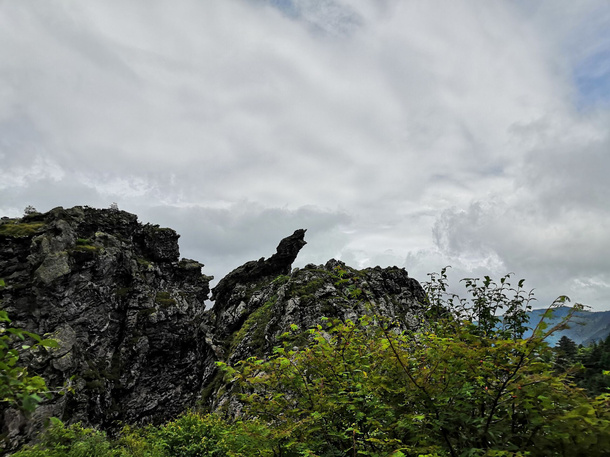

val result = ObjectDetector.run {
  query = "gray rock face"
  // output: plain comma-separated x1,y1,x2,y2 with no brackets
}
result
0,208,429,452
0,207,211,451
211,229,306,304
202,256,427,410
209,229,307,338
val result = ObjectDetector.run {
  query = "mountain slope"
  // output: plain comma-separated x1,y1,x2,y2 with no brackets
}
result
524,307,610,346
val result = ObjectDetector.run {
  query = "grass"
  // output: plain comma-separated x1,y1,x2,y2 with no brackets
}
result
0,221,45,237
73,244,100,253
228,296,278,358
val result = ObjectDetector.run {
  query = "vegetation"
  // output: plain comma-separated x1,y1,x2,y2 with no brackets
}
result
8,269,610,456
0,310,57,413
136,257,152,269
23,206,38,216
13,412,272,457
73,241,100,253
554,334,610,396
0,221,45,237
115,287,132,297
228,296,278,357
218,270,610,456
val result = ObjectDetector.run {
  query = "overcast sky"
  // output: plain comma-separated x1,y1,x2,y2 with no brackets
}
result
1,0,609,311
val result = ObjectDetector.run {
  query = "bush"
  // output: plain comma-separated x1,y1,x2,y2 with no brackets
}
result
220,272,610,457
12,421,117,457
148,411,271,457
15,413,273,457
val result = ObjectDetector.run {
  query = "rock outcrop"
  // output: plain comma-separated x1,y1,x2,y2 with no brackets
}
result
200,230,426,410
0,207,428,451
0,207,211,450
209,229,307,339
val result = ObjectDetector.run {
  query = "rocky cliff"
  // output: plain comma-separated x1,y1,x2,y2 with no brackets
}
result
0,207,212,450
0,207,427,451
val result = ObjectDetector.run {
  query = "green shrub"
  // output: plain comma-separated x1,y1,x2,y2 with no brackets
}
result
13,421,116,457
220,272,610,457
16,413,273,457
0,311,57,413
148,411,272,457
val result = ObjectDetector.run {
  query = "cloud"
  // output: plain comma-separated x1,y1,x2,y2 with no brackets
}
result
1,0,558,202
1,0,609,309
138,202,352,285
262,0,365,36
431,110,610,307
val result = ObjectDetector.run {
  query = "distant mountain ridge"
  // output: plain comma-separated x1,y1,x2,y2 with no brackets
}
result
523,307,610,346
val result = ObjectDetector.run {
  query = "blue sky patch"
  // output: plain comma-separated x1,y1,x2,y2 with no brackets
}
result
267,0,298,18
574,48,610,108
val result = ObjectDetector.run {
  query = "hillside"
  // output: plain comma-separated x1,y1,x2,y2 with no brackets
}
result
0,206,426,451
524,307,610,346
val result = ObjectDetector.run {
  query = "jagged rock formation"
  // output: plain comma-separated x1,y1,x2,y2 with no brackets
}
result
209,229,307,341
201,258,427,410
0,207,211,451
0,207,428,451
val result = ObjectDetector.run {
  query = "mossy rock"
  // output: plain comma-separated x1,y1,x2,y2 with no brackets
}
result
137,257,152,268
138,308,156,318
272,274,291,285
288,277,327,298
199,370,227,408
320,300,336,316
0,221,45,237
73,244,100,253
228,296,277,357
155,291,176,307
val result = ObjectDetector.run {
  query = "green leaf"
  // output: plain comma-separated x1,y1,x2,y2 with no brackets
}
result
40,338,59,348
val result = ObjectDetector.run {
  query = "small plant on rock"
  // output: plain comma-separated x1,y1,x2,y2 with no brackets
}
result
0,310,57,413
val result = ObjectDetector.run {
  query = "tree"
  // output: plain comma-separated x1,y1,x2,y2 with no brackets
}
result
556,336,578,358
23,206,38,216
554,336,578,373
575,335,610,396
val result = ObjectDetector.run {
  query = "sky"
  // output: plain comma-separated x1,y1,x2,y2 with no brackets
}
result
1,0,609,311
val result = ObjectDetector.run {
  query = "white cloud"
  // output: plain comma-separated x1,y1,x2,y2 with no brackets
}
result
0,0,609,309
